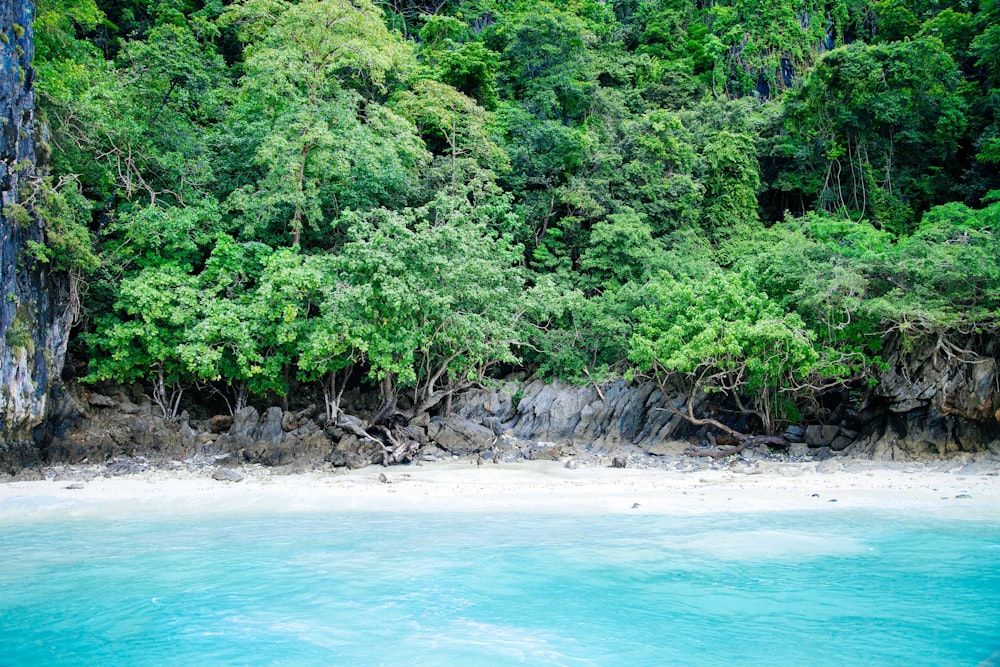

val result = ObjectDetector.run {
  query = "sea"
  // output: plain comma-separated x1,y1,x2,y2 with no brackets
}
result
1,503,998,666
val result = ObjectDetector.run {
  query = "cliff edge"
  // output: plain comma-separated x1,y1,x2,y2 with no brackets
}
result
1,0,74,466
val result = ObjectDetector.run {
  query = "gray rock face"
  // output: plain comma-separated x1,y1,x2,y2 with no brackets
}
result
45,388,344,469
0,0,75,468
874,333,1000,420
454,379,694,453
804,425,839,447
427,418,495,455
848,333,1000,460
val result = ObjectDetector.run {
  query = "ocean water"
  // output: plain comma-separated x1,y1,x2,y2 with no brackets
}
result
1,507,999,666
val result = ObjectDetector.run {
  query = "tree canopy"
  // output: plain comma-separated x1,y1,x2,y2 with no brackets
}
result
31,0,1000,433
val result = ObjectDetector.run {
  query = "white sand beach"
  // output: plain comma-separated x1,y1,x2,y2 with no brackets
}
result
2,459,999,521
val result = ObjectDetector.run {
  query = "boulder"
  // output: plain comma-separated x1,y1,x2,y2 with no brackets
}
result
529,444,563,461
783,426,806,442
212,468,244,482
210,414,234,433
256,407,285,443
805,425,839,447
86,392,118,409
327,434,381,469
230,407,259,438
427,418,495,456
829,435,853,451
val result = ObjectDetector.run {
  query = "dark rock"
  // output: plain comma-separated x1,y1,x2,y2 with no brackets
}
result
805,425,839,447
877,333,999,420
230,407,259,438
810,446,835,460
564,459,579,469
257,407,285,442
346,453,371,470
403,424,428,445
427,418,494,455
611,456,628,468
64,483,85,490
210,415,234,433
327,434,380,469
788,443,810,458
105,457,148,476
829,435,853,451
86,393,118,408
784,425,806,441
212,468,244,482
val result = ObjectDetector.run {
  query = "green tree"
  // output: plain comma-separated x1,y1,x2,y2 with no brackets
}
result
86,265,200,418
223,0,424,247
782,39,968,232
629,271,827,434
337,189,523,414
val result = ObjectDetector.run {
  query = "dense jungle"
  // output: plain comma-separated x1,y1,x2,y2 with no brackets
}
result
4,0,1000,455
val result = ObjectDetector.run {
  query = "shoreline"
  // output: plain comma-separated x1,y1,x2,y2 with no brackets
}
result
2,458,1000,521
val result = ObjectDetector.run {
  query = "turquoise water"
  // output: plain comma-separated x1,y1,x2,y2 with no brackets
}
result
1,508,999,666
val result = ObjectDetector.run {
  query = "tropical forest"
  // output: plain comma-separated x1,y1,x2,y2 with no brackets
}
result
9,0,1000,449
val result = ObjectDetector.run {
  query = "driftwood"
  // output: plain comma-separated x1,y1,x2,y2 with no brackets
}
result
373,423,420,466
685,435,788,459
336,403,419,467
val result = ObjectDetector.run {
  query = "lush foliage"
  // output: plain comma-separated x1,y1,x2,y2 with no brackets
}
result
33,0,1000,430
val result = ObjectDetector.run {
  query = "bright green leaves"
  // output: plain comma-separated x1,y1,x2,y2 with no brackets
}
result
580,208,662,288
223,0,426,247
630,271,822,432
887,201,1000,328
336,192,524,405
700,130,761,262
227,0,410,95
391,79,508,183
42,0,1000,428
105,201,225,271
85,264,201,416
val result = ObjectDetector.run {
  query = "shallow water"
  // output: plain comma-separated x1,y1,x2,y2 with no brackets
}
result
1,508,998,666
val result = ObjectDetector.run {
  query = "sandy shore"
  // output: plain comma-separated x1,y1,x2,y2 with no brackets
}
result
3,458,1000,522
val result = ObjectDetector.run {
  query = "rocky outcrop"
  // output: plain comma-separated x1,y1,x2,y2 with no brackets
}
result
874,333,1000,421
25,333,1000,471
426,417,496,456
0,0,74,469
849,333,1000,460
455,378,695,452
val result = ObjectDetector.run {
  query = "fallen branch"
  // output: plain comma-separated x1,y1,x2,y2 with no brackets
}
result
685,435,788,459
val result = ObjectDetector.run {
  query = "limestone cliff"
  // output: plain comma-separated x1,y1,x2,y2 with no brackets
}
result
0,0,74,464
852,332,1000,459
